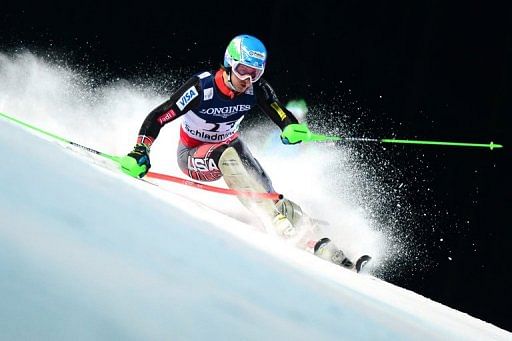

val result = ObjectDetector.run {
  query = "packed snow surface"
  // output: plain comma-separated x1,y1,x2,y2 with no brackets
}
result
1,52,510,340
1,117,510,340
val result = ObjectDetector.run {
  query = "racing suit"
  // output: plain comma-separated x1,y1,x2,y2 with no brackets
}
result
135,68,299,193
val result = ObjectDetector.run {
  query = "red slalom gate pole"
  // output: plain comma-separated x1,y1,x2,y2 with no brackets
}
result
146,171,283,200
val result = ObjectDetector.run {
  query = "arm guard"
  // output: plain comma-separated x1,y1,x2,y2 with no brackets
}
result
254,78,299,130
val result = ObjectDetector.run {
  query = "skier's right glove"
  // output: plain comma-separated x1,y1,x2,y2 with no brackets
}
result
119,144,151,178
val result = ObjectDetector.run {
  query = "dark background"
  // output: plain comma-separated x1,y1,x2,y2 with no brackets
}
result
2,0,511,331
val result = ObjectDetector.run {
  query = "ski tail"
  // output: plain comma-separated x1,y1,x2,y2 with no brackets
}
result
355,255,372,273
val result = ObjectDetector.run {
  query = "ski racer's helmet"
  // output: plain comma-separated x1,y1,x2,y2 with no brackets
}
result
224,34,267,83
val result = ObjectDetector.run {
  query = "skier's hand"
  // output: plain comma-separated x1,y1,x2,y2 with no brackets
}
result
280,123,312,145
119,144,151,178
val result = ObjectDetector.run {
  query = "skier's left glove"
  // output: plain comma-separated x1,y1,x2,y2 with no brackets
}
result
119,144,151,178
280,123,312,145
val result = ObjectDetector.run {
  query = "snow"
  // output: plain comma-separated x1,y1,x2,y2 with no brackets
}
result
1,51,510,340
1,115,510,340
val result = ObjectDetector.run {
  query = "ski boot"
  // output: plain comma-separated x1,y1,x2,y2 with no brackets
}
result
274,198,317,240
275,198,305,227
314,238,354,269
314,238,372,273
275,198,327,248
272,212,296,237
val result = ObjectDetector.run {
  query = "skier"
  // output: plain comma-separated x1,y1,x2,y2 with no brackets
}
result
120,34,365,271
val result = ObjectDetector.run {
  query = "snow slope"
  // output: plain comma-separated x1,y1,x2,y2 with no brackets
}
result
1,52,510,340
1,116,510,340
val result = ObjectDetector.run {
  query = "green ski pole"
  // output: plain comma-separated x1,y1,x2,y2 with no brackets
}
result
0,112,121,161
282,123,503,150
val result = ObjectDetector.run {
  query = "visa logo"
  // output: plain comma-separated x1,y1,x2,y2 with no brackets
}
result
177,86,198,110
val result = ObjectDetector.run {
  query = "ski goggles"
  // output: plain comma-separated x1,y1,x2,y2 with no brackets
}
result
231,62,264,83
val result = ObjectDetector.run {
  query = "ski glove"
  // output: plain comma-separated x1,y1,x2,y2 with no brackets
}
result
120,144,151,178
280,123,312,145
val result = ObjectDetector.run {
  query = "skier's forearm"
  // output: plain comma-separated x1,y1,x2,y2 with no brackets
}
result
262,100,298,130
137,99,177,145
255,79,299,130
136,76,202,147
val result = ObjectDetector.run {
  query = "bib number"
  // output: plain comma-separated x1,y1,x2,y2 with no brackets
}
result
205,120,238,132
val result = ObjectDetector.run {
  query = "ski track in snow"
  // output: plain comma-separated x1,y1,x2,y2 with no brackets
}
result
1,52,511,340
